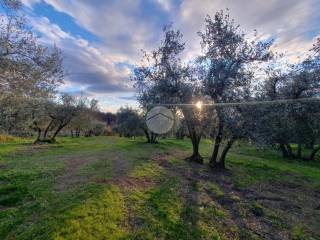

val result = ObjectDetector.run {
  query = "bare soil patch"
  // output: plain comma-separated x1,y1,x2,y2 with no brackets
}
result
54,154,97,191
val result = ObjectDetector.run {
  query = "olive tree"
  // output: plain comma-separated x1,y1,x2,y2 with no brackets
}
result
114,107,144,138
32,94,80,144
0,3,63,98
198,10,273,168
132,25,208,162
249,41,320,161
0,0,64,136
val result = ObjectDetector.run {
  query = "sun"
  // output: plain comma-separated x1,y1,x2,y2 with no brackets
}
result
196,101,203,110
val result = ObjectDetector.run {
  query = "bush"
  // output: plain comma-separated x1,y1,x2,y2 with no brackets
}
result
0,135,16,143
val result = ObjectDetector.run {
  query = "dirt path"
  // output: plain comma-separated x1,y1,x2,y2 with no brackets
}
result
54,149,172,191
54,153,100,191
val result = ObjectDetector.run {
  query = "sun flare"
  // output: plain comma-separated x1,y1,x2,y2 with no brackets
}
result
196,101,203,110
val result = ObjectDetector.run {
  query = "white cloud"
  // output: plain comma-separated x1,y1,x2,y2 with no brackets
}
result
177,0,319,62
156,0,172,11
30,16,71,42
29,15,133,97
22,0,320,64
37,0,159,61
21,0,320,111
20,0,39,8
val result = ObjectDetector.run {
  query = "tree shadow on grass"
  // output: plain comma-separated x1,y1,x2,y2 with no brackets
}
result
126,155,227,240
127,175,204,239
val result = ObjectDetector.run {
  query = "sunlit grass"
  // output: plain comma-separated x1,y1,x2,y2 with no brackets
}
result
53,185,128,240
0,136,319,239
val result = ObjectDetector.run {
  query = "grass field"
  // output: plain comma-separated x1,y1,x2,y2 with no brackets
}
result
0,137,319,240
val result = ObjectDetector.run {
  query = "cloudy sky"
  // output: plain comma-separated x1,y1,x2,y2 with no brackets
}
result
19,0,320,112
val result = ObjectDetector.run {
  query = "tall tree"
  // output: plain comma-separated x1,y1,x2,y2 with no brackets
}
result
249,40,320,161
198,10,273,168
0,0,64,136
0,1,63,98
132,25,206,162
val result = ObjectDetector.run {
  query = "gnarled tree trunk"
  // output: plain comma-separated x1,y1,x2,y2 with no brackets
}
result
143,128,158,144
297,143,302,159
279,143,288,158
188,132,202,163
218,139,235,169
183,109,203,164
303,146,320,161
210,138,235,169
209,121,223,168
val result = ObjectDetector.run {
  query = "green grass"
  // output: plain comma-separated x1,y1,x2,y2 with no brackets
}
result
53,185,128,240
0,136,319,239
227,148,320,188
204,182,224,198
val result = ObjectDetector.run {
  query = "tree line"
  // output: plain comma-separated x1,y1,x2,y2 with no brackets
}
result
131,10,320,167
0,0,118,142
1,1,319,167
0,1,159,143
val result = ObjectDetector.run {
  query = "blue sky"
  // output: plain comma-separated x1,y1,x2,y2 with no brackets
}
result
18,0,320,112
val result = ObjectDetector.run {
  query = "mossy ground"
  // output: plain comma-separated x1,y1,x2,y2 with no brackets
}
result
0,136,319,239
